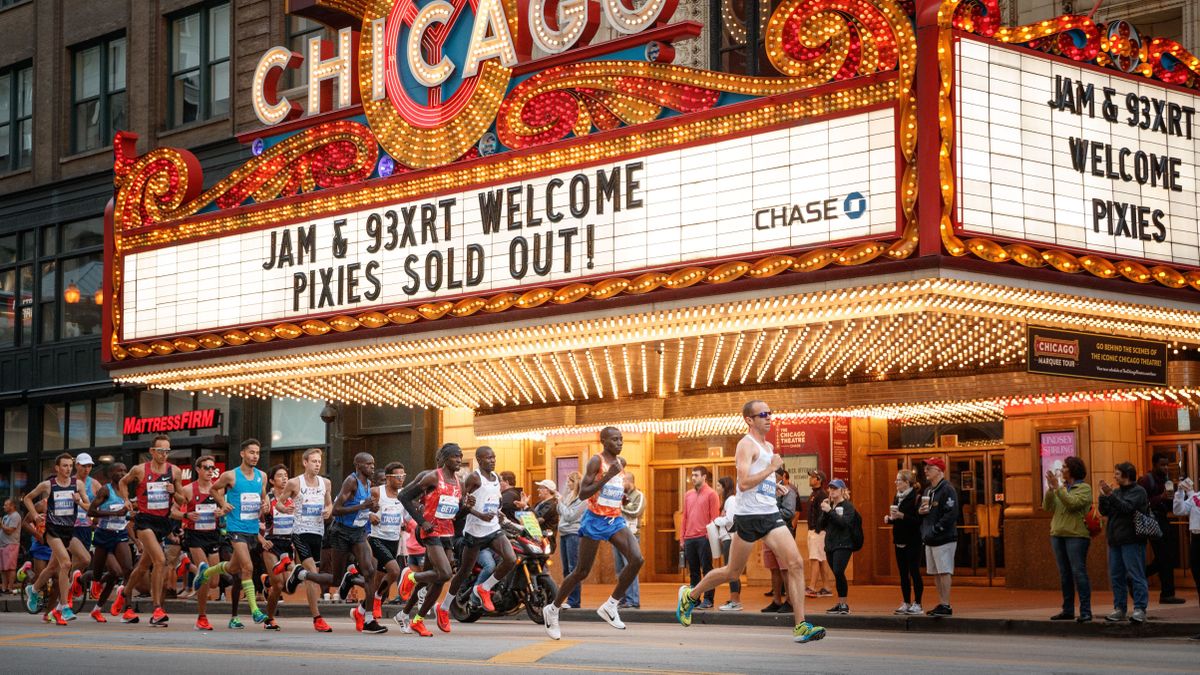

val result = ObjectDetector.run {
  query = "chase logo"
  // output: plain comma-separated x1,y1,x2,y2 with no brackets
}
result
843,192,867,220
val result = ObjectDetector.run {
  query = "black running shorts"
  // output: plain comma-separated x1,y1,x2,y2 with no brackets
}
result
184,529,221,555
292,532,323,562
368,536,400,567
731,512,788,543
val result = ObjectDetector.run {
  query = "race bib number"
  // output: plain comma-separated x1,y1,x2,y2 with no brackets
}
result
101,516,126,532
146,481,169,511
381,510,402,528
52,491,75,517
273,511,294,535
240,492,261,520
435,494,460,519
352,507,370,527
301,501,322,518
75,508,91,527
481,498,500,514
597,479,624,508
194,503,217,531
756,477,777,498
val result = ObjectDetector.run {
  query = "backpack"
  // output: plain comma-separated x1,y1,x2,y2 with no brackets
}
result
850,509,864,552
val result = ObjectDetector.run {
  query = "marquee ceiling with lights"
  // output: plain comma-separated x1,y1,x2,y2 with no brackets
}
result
113,277,1200,411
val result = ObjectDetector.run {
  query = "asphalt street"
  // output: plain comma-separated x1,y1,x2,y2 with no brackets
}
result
0,611,1196,674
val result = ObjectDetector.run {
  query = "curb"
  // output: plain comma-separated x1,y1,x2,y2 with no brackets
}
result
4,598,1196,638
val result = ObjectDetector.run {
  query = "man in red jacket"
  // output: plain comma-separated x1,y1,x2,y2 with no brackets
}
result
680,466,720,609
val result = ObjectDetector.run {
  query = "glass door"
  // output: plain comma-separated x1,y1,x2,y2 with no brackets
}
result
1149,441,1198,590
648,462,734,582
870,456,905,580
946,452,1005,584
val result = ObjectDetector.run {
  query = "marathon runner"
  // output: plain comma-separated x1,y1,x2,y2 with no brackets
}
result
83,462,133,623
330,452,384,634
281,448,335,632
20,500,56,617
117,434,185,626
195,438,269,625
173,455,223,630
397,443,468,637
68,453,97,608
542,428,641,639
261,463,295,630
22,453,91,625
675,400,826,644
443,446,516,618
365,462,407,629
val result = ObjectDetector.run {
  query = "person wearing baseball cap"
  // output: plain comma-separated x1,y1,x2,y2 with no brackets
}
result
919,457,958,617
69,452,98,605
817,478,859,614
533,479,560,554
804,470,833,599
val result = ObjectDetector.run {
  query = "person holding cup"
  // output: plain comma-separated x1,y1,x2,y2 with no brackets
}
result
1171,476,1200,619
885,470,923,615
817,479,858,614
919,457,958,617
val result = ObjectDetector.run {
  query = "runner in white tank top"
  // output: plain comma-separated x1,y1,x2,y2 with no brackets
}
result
281,449,335,633
675,400,826,645
441,447,518,618
364,462,407,632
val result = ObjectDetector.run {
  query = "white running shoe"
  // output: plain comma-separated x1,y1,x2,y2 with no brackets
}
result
718,601,742,611
543,604,561,640
906,603,924,615
596,600,625,630
394,610,412,634
894,602,910,615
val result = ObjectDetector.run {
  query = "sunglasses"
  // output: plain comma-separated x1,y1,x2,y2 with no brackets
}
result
748,411,772,419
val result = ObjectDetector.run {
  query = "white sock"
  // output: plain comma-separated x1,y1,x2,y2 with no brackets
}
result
440,594,452,611
297,569,308,581
606,596,620,607
481,574,500,591
364,608,374,622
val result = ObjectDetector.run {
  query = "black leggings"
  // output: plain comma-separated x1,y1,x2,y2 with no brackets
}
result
894,544,924,604
1189,533,1200,600
827,548,851,599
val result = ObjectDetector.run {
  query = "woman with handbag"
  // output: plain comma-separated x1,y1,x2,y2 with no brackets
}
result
1098,462,1151,624
1042,456,1093,622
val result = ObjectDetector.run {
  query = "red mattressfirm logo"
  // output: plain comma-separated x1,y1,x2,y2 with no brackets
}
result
1033,335,1079,360
251,0,678,168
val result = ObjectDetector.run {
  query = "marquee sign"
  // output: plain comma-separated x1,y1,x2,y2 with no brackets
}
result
105,0,919,363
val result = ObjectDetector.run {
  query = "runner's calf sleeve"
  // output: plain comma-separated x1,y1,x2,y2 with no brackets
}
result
241,579,259,613
203,561,228,582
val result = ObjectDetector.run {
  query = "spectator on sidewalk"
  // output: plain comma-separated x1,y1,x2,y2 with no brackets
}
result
1043,456,1093,622
499,471,527,522
919,457,958,617
1139,452,1184,605
712,476,741,611
557,472,585,609
533,479,560,554
612,472,645,609
1171,477,1200,634
805,470,834,598
680,466,720,609
0,498,19,594
818,479,859,614
762,468,798,613
1099,462,1150,624
885,469,923,615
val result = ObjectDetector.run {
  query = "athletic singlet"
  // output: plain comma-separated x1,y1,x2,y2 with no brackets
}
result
735,435,779,516
463,470,501,538
335,475,372,528
182,484,218,532
135,462,176,517
97,486,128,532
294,475,326,536
421,469,461,537
587,456,625,518
269,493,294,537
74,476,96,528
47,478,78,529
369,489,404,541
225,467,264,535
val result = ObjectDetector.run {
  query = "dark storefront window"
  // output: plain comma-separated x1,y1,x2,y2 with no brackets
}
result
710,0,782,76
72,34,127,153
0,61,32,171
21,218,105,344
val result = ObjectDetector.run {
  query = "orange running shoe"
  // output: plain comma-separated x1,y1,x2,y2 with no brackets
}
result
110,585,126,616
90,608,108,623
176,554,191,579
90,580,103,600
313,616,332,633
272,554,291,576
373,596,383,620
474,585,495,612
120,607,139,623
50,608,68,626
411,616,433,637
351,604,365,632
436,606,451,633
150,607,169,627
195,614,213,631
398,568,416,601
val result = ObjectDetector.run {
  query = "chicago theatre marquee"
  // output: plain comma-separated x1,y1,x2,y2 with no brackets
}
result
105,0,1200,589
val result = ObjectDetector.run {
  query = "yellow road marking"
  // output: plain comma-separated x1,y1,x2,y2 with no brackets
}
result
0,640,726,674
488,639,578,664
0,632,79,643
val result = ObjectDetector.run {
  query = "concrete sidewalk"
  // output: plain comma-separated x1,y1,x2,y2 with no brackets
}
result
4,582,1197,638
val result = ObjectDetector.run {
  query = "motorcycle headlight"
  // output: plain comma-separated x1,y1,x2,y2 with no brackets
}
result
525,542,543,554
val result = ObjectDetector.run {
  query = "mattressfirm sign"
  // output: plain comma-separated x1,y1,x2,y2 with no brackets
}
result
1026,327,1167,386
122,109,896,340
122,409,221,435
955,37,1199,267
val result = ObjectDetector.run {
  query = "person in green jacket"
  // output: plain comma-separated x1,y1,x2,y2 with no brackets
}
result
1042,456,1093,623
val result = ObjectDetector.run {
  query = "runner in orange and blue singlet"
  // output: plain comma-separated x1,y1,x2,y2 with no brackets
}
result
542,427,643,640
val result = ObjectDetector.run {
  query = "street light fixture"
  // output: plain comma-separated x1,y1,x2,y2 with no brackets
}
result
64,280,80,304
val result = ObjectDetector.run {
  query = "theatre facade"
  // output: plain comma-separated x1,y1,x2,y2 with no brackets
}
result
105,0,1200,590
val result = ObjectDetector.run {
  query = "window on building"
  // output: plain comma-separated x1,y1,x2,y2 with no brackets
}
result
94,396,124,446
72,35,126,153
710,0,782,76
3,406,28,454
31,218,104,344
169,2,230,128
0,230,33,347
43,402,65,451
285,16,329,90
0,62,32,171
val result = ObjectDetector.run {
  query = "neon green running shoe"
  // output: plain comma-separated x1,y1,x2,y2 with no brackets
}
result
228,617,245,629
676,585,697,627
793,621,827,643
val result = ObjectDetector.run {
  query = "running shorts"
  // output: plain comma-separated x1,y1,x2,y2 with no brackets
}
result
731,512,787,543
30,540,52,561
579,510,626,542
45,523,75,544
328,522,367,552
73,526,94,549
461,529,504,549
369,536,400,567
93,528,129,553
266,536,293,559
133,513,174,542
184,530,221,555
292,532,323,562
227,531,260,548
417,534,454,549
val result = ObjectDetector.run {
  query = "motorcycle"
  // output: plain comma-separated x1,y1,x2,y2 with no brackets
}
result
449,517,558,625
